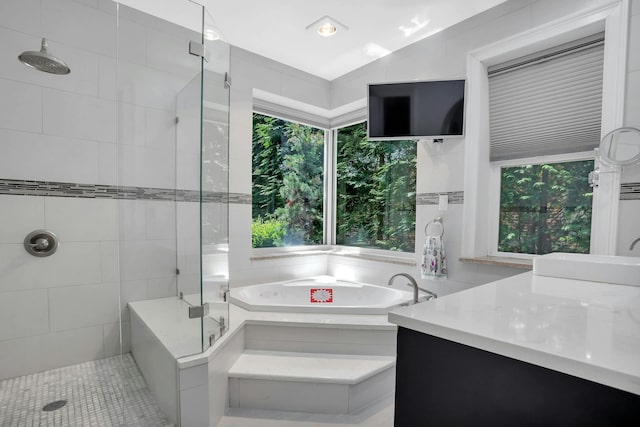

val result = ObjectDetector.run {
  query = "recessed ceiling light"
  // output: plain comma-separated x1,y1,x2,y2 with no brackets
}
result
306,15,348,38
317,22,337,37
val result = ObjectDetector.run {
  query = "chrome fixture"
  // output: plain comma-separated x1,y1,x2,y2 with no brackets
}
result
18,38,70,75
630,237,640,251
387,273,437,304
24,230,59,257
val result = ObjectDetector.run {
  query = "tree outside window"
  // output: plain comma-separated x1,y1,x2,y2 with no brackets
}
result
498,159,593,255
336,122,416,252
251,113,324,248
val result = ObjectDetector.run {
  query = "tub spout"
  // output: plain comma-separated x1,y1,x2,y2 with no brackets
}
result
387,273,437,304
630,237,640,251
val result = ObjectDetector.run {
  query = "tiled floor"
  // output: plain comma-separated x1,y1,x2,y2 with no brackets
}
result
0,354,172,427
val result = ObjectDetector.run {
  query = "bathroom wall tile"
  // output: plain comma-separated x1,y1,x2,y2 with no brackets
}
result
176,149,201,191
119,239,176,281
0,78,42,133
145,201,176,240
120,280,148,321
617,200,640,256
0,0,41,36
116,17,147,67
100,241,119,283
117,60,186,111
118,199,147,241
98,142,117,185
0,325,104,381
0,29,99,97
45,197,118,242
146,107,176,150
43,88,117,143
117,145,175,189
98,56,117,101
0,129,100,183
118,102,146,146
41,0,116,58
0,195,45,244
147,277,177,299
49,283,120,331
145,25,201,80
103,321,131,357
0,289,49,341
0,242,102,291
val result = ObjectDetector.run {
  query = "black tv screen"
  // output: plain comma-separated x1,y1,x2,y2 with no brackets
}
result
368,79,465,140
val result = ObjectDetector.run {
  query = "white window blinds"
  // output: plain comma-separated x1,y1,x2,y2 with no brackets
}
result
488,35,604,161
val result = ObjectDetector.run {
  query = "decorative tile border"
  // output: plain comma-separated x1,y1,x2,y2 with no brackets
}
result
0,179,238,203
417,191,464,205
620,182,640,200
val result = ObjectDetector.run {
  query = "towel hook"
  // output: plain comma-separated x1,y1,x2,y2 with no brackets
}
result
425,217,444,238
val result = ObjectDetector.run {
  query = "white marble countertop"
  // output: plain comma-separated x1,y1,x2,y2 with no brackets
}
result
388,271,640,395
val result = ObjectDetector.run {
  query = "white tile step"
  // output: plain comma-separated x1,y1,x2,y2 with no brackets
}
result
228,350,395,384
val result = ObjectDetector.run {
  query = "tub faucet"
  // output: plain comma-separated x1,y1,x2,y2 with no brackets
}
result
631,237,640,251
387,273,437,304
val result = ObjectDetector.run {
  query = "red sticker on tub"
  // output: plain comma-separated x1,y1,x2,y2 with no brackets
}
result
310,288,333,303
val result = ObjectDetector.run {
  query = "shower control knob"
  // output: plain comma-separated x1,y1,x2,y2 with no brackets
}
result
24,230,59,257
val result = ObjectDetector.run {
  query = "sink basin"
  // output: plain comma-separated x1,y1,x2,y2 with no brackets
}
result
533,253,640,286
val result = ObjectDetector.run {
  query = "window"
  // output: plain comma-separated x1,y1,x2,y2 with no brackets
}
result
251,113,324,248
494,157,594,255
488,35,603,257
335,122,416,252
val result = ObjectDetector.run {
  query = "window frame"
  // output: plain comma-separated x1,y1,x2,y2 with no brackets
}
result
488,151,595,259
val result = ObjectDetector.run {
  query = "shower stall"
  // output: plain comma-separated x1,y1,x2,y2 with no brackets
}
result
0,0,229,425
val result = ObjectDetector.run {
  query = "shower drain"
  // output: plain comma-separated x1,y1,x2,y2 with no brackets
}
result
42,400,67,412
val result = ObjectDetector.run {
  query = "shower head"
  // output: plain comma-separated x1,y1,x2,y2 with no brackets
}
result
18,38,70,75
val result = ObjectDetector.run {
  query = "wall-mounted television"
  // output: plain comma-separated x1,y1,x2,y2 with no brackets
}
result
367,79,466,140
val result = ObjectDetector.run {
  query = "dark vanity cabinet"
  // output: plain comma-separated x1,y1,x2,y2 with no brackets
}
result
394,327,640,426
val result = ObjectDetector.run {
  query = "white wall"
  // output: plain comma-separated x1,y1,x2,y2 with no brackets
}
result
227,0,640,292
618,0,640,256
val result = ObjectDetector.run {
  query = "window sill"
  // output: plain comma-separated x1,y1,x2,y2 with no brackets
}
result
459,256,532,270
251,246,416,266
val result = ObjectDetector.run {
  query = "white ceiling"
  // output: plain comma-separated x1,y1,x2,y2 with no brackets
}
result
121,0,508,81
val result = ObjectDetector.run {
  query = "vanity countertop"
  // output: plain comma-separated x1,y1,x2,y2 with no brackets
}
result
388,271,640,395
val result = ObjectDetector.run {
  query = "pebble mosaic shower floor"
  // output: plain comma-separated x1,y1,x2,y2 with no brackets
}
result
0,354,172,427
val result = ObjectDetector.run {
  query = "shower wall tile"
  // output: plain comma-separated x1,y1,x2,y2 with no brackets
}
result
41,0,116,58
118,102,147,146
0,242,102,292
118,239,176,282
0,0,41,35
98,142,117,185
117,144,175,189
145,201,177,240
117,60,185,111
49,283,119,331
119,199,148,241
0,78,42,133
97,56,117,101
147,277,177,299
0,195,44,244
145,25,201,80
146,107,177,151
43,88,117,143
115,16,147,67
100,241,119,283
0,129,100,184
45,197,118,242
0,325,104,380
0,289,49,341
103,321,131,358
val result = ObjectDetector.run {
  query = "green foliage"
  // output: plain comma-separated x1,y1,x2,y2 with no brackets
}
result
336,122,416,252
251,216,286,248
498,160,593,255
251,113,324,248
